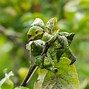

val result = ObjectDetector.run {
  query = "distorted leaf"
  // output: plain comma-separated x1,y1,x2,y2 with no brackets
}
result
31,18,44,28
42,57,80,89
34,57,80,89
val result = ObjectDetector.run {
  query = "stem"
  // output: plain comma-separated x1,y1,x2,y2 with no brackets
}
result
21,35,57,86
20,64,38,86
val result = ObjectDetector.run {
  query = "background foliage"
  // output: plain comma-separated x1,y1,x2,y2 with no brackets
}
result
0,0,89,89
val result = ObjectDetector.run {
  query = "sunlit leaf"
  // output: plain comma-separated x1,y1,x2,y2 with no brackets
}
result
79,0,89,9
18,67,29,81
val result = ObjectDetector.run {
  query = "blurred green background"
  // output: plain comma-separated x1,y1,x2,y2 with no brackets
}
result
0,0,89,89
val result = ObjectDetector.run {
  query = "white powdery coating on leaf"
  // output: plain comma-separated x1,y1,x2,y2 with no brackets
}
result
31,18,44,27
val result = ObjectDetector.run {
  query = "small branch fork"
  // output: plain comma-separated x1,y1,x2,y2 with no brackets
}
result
20,38,57,87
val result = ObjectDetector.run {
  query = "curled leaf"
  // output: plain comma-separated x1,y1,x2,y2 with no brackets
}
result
43,57,80,89
31,18,45,28
34,57,80,89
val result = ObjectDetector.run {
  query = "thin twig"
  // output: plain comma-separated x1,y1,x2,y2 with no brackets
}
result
20,64,37,86
20,41,54,86
82,37,89,42
0,25,29,56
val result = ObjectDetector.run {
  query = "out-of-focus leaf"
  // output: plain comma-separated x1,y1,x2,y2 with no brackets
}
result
74,12,84,22
14,86,29,89
1,79,14,89
78,16,89,33
18,0,31,11
41,57,80,89
80,79,89,89
0,71,14,88
64,1,78,20
58,20,73,31
20,13,48,28
79,0,89,9
21,13,48,22
18,67,29,81
4,6,17,17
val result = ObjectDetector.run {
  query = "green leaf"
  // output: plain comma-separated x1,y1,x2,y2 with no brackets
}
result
14,86,29,89
79,0,89,9
33,69,48,89
34,57,80,89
